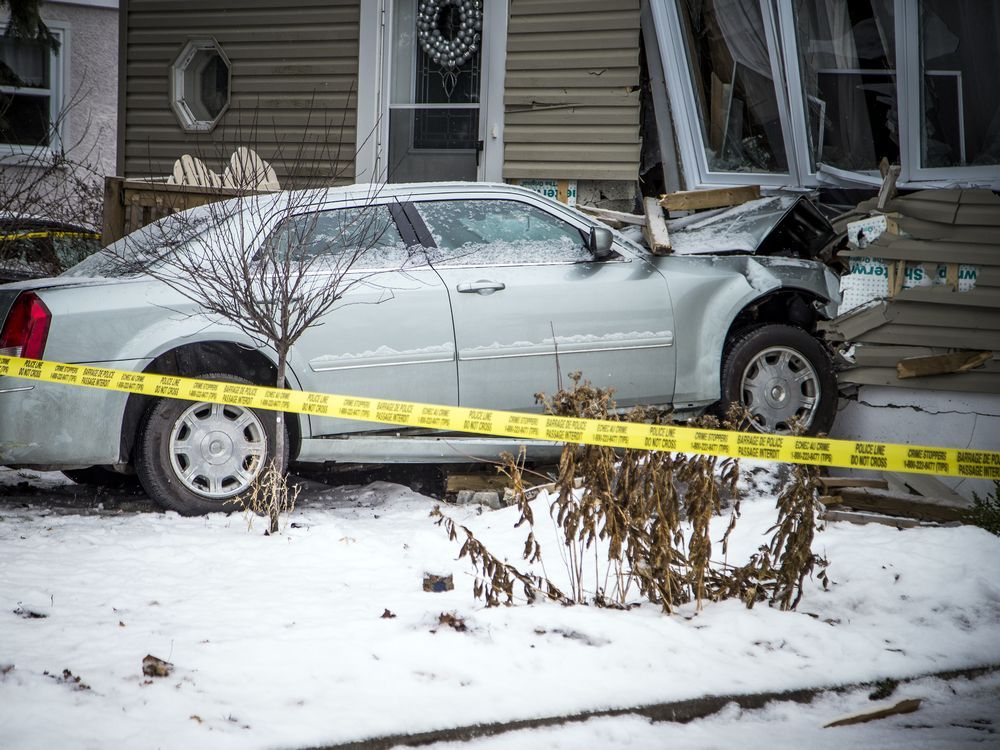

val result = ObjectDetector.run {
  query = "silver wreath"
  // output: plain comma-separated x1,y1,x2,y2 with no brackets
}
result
417,0,483,70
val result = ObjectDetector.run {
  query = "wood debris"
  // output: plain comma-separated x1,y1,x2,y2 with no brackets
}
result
823,698,921,728
445,471,511,495
642,196,671,255
896,350,992,379
819,476,889,491
660,185,760,212
576,205,645,228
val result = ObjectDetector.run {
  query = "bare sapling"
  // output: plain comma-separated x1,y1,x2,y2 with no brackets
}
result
99,96,395,532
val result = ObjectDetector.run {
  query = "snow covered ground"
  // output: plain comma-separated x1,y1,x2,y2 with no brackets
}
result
1,465,999,749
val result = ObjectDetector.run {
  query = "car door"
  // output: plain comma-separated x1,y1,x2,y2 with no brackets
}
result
409,195,677,412
280,202,458,437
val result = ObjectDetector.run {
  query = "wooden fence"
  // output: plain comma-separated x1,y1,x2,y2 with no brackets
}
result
101,177,272,246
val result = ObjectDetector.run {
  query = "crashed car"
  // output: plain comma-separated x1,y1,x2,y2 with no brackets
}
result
0,183,840,514
0,215,102,284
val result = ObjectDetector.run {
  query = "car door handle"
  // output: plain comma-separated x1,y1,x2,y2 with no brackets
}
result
456,280,506,295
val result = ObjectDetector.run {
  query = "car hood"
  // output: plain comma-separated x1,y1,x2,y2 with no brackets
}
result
667,195,836,259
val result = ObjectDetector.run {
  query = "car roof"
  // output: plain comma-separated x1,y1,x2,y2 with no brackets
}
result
259,181,555,209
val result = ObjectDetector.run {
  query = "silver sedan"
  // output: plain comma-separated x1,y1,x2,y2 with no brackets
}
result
0,183,840,514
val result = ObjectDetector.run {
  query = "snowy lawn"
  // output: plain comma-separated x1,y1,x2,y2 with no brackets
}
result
1,466,999,749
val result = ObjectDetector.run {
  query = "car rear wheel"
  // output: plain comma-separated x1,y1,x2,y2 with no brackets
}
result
135,372,286,515
720,324,837,435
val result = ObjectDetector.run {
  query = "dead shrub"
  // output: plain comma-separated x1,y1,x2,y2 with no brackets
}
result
230,461,300,534
436,373,828,614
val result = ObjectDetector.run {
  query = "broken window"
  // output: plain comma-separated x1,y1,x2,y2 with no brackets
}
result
918,0,1000,168
792,0,897,173
676,0,789,174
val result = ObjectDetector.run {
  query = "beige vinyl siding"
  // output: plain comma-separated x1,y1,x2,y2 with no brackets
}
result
120,0,360,185
503,0,641,181
823,190,1000,394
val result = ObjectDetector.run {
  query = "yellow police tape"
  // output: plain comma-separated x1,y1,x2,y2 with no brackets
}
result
1,354,998,480
0,230,100,242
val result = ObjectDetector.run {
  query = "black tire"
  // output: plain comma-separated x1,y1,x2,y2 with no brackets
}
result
62,466,140,489
135,372,288,515
719,324,837,436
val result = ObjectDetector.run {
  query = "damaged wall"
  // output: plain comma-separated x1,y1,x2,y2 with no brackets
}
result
824,189,1000,499
824,189,1000,394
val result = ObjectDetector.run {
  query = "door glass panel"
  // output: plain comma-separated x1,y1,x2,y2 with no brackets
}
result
919,0,1000,168
793,0,896,172
388,0,483,182
677,0,788,174
414,199,589,265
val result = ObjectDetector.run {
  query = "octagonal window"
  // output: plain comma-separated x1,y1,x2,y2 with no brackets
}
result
170,39,231,132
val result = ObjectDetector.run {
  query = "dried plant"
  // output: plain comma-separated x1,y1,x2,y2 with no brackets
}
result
723,461,829,611
436,373,830,615
430,505,570,607
230,461,301,534
967,480,1000,536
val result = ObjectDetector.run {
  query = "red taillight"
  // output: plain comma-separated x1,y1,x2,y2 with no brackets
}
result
0,292,52,359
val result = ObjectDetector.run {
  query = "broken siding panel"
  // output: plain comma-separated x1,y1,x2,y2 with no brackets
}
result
896,287,1000,309
843,235,1000,266
503,0,641,181
854,345,999,373
882,189,1000,226
122,0,360,183
850,324,1000,351
891,216,1000,244
839,367,1000,393
830,189,1000,395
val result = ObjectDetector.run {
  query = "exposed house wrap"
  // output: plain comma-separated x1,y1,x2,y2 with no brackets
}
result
822,189,1000,395
502,0,641,181
120,0,360,182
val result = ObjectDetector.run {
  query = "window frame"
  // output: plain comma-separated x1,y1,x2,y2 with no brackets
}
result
655,0,1000,190
776,0,904,186
169,38,232,133
0,22,66,158
899,3,1000,183
653,0,803,188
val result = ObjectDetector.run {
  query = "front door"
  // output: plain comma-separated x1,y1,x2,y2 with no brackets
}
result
386,0,494,182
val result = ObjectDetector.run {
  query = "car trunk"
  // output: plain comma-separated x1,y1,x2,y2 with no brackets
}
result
0,277,119,334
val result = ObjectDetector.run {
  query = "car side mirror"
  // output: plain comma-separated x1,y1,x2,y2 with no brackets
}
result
588,227,614,259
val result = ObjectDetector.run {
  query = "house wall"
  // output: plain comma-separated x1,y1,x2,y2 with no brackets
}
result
0,0,118,229
502,0,641,182
45,1,119,181
119,0,359,184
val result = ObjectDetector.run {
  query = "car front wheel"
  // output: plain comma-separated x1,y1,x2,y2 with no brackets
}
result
135,373,286,515
720,324,837,435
